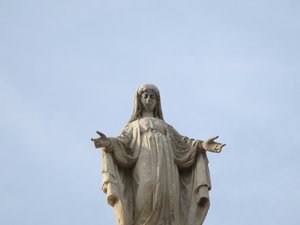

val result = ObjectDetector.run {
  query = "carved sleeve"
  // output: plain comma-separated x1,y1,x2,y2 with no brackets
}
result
167,124,204,169
107,123,137,168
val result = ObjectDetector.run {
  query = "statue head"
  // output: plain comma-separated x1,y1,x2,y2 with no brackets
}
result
129,84,164,122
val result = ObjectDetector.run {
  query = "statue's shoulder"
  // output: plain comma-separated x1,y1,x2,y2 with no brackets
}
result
121,120,139,132
163,122,183,138
161,120,174,129
163,121,177,133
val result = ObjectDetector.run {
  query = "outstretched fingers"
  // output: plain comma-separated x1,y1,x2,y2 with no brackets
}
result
214,143,226,152
208,136,219,142
96,131,107,138
221,144,226,148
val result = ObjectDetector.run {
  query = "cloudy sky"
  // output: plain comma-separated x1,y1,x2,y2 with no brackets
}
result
1,0,300,224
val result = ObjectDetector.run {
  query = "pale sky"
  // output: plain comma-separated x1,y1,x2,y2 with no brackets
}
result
1,0,300,225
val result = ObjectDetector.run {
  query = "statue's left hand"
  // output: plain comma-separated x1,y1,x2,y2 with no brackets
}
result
202,136,226,153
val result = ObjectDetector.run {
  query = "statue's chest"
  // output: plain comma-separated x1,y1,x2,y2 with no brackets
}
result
139,118,167,136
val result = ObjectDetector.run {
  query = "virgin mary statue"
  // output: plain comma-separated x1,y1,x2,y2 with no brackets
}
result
91,84,225,225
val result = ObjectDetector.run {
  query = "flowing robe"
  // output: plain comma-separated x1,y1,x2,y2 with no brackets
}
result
102,117,211,225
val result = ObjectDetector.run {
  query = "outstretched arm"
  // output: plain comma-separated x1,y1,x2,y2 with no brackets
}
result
91,129,138,168
200,136,226,153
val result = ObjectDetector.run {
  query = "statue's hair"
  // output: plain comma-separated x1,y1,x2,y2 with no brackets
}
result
128,84,164,122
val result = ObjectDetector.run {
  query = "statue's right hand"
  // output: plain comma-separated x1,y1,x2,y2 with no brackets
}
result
91,131,111,151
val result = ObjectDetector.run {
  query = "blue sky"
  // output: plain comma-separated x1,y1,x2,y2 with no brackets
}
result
1,0,300,224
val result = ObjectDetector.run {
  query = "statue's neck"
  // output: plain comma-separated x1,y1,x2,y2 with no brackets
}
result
142,111,154,118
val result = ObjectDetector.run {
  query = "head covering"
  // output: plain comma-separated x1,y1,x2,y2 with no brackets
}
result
128,84,164,122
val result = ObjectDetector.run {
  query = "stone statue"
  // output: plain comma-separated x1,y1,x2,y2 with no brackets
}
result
91,84,225,225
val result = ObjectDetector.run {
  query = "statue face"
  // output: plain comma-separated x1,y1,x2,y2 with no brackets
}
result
140,90,157,112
